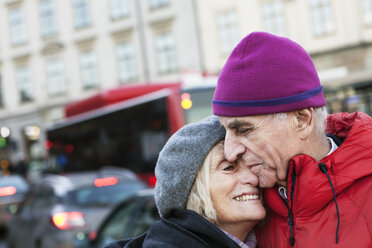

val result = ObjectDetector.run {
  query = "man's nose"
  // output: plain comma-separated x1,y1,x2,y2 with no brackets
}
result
224,133,245,162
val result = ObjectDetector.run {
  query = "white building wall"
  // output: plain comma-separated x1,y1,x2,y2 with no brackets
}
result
195,0,372,73
0,0,202,163
2,0,372,165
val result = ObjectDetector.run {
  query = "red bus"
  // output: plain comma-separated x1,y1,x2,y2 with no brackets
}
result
45,82,215,180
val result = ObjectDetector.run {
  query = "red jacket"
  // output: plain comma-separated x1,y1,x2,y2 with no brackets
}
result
257,112,372,248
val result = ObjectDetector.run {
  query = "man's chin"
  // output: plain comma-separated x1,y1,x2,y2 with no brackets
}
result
259,180,277,188
277,179,287,187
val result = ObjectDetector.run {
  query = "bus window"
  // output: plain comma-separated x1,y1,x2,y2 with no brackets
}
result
46,98,169,174
182,86,215,124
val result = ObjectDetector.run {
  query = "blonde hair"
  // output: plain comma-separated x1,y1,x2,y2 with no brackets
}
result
185,142,222,224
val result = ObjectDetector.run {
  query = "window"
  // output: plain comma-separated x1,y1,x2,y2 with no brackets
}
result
262,1,286,36
109,0,130,20
39,0,57,37
32,187,57,209
72,0,91,29
9,7,28,45
80,50,99,89
97,196,159,248
99,200,138,245
46,97,170,173
16,66,34,102
309,0,334,36
116,41,137,82
149,0,169,9
46,59,66,96
217,11,239,55
21,187,57,215
155,32,177,74
66,182,146,206
131,198,159,237
362,0,372,25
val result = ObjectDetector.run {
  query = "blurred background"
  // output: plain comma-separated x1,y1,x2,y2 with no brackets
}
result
0,0,371,247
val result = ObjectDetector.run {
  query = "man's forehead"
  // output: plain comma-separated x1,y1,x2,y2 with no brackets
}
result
219,116,257,128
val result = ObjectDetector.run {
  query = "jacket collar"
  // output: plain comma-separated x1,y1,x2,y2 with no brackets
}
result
167,209,240,247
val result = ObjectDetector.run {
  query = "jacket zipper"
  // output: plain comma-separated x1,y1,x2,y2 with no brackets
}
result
288,167,296,246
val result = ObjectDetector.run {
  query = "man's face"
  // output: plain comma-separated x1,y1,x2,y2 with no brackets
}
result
219,114,302,188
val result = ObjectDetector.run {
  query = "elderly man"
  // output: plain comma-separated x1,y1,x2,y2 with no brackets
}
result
212,32,372,247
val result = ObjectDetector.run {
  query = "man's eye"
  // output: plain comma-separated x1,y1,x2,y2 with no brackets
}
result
236,128,250,134
223,165,235,171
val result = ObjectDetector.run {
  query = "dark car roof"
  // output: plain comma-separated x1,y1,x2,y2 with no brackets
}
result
33,167,140,196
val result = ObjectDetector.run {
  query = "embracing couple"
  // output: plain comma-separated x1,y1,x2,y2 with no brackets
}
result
107,32,372,248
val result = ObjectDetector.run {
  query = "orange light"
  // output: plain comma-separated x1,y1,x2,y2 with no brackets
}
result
52,212,85,230
94,177,118,187
181,99,192,110
0,186,16,197
0,160,9,169
181,93,190,100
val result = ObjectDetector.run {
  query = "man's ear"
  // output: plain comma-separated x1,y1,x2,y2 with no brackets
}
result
294,108,314,140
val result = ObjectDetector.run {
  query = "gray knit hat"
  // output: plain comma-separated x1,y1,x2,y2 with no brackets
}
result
155,116,225,218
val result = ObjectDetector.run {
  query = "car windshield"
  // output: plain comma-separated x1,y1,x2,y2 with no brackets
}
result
66,181,146,206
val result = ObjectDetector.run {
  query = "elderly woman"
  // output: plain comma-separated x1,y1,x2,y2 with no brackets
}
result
106,116,266,248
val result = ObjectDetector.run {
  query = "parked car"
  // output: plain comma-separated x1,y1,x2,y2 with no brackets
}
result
0,175,29,236
73,189,158,248
7,167,148,248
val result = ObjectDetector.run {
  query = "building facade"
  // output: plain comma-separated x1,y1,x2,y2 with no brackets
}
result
1,0,372,171
0,0,202,167
195,0,372,115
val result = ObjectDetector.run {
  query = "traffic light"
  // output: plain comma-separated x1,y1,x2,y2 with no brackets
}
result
181,93,192,110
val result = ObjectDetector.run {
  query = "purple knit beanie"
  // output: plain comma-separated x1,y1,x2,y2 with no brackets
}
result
212,32,326,116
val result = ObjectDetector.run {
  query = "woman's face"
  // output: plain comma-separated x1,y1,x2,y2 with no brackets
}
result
209,143,266,228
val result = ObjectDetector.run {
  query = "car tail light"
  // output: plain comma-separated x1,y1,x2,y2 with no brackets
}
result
88,230,97,240
138,174,157,187
52,212,86,230
147,175,157,187
94,177,118,187
0,186,17,197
